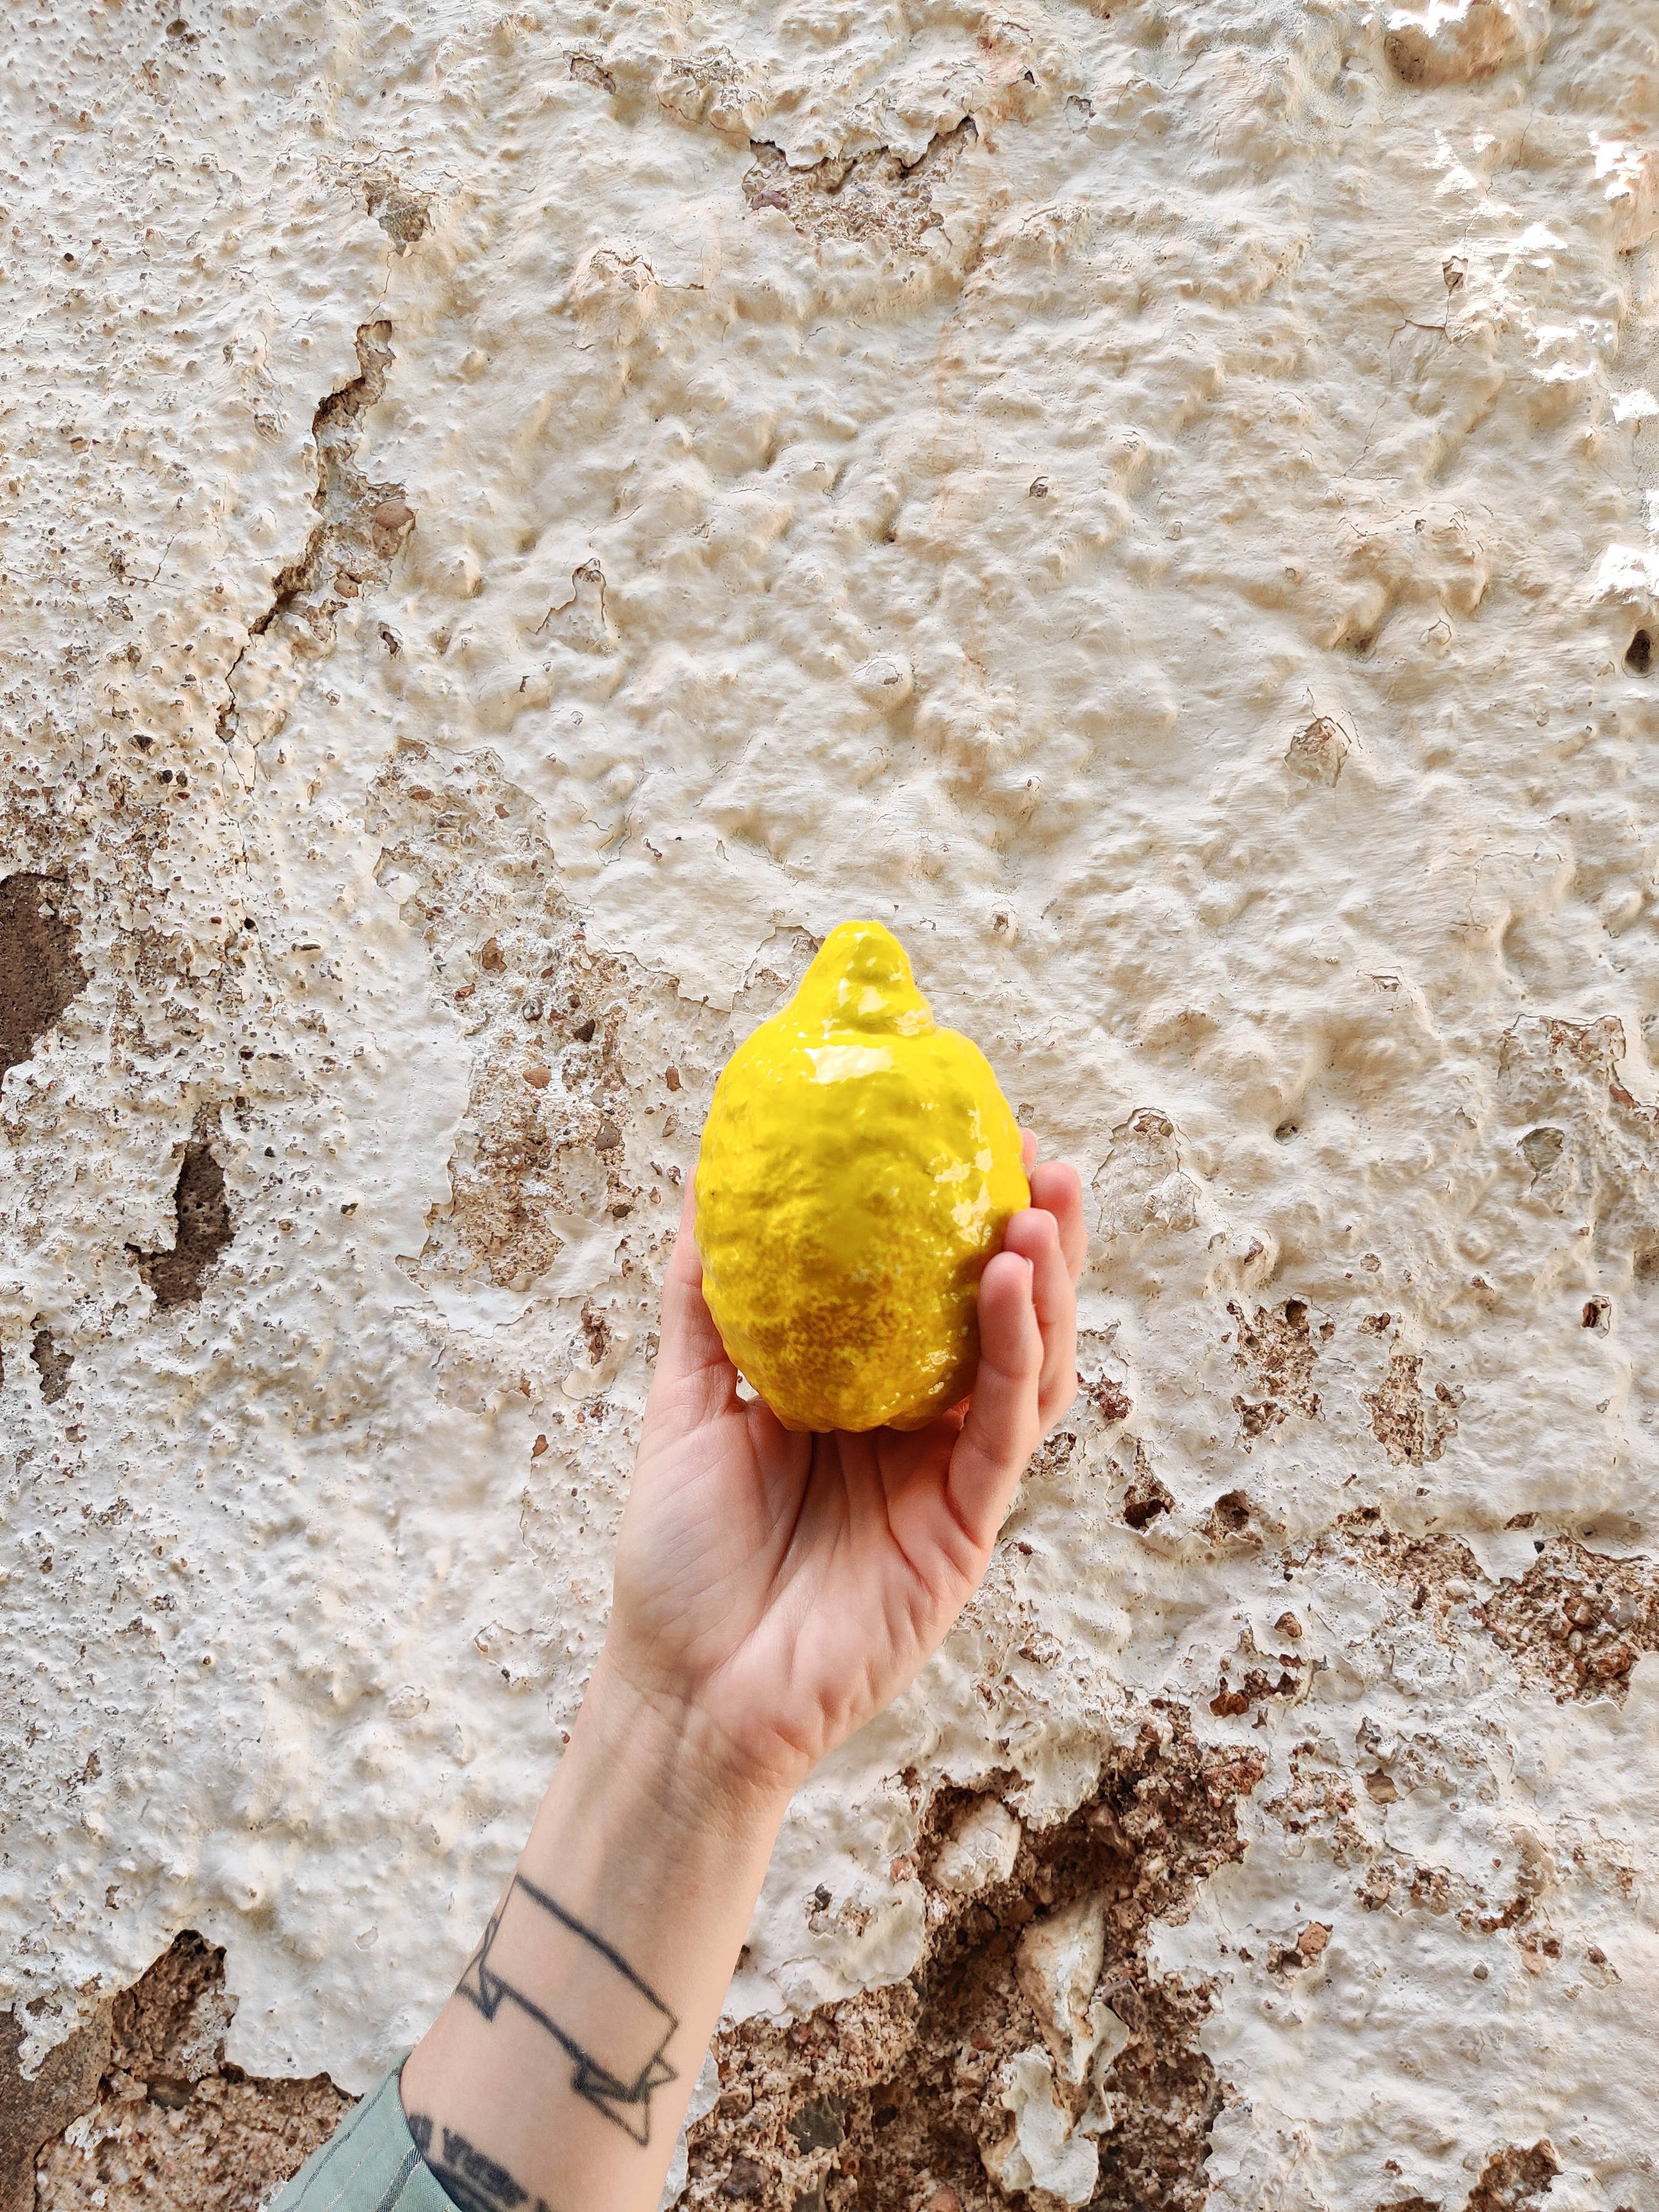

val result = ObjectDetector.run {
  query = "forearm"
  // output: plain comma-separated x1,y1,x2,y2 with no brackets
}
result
399,1655,788,2212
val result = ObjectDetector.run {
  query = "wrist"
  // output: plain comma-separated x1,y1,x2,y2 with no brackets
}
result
561,1647,795,1846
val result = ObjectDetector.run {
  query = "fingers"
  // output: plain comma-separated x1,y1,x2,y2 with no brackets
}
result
1015,1126,1087,1282
1028,1157,1087,1282
1002,1203,1078,1431
654,1179,733,1387
946,1249,1044,1550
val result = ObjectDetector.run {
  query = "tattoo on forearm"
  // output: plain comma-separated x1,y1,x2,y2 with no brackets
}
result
455,1873,679,2143
406,2114,563,2212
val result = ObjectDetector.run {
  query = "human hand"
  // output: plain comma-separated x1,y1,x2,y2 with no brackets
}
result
400,1140,1083,2212
597,1134,1087,1808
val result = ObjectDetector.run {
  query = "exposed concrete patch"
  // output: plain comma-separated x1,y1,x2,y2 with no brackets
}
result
1480,1541,1659,1702
1363,1347,1463,1467
129,1137,234,1310
0,875,87,1083
362,176,431,252
29,1324,73,1405
1297,1511,1659,1704
682,1713,1261,2210
743,121,978,257
29,1934,351,2212
0,2006,111,2212
1227,1296,1323,1443
1372,2136,1559,2212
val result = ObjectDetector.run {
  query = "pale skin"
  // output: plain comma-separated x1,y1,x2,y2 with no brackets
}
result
400,1137,1087,2212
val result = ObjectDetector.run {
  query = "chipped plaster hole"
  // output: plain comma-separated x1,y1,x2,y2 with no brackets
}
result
1371,2141,1531,2204
1583,1296,1610,1334
687,1715,1261,2212
1328,1513,1658,1701
25,1931,352,2211
0,874,88,1082
1464,2140,1560,2210
30,1324,73,1405
130,1140,234,1309
1121,1462,1173,1530
1520,1125,1563,1178
362,175,430,248
742,118,977,256
1228,1298,1321,1443
567,51,615,93
1625,627,1652,675
1364,1349,1461,1465
1285,716,1348,786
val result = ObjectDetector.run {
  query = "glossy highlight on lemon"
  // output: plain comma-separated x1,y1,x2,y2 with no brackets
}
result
693,920,1029,1433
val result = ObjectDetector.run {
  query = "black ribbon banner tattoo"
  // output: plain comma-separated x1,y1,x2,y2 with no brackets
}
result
457,1874,679,2143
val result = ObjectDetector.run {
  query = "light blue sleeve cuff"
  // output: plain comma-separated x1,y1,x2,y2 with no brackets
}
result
267,2068,459,2212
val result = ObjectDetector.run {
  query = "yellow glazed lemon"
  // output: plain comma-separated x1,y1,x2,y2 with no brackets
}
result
694,920,1029,1433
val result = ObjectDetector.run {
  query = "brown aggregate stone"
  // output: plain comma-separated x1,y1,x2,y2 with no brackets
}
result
27,1933,352,2212
681,1708,1262,2212
1309,1510,1659,1703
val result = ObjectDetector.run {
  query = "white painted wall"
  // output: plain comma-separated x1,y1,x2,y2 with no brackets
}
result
4,1,1657,2202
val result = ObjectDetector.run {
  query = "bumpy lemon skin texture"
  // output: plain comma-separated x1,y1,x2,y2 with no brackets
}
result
694,920,1030,1434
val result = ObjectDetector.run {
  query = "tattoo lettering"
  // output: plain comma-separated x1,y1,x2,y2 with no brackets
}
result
456,1874,679,2143
405,2113,562,2212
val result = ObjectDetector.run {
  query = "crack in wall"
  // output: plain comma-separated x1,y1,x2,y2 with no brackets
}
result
218,320,414,743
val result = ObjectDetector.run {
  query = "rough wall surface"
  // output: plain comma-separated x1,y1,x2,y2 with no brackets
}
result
3,0,1658,2206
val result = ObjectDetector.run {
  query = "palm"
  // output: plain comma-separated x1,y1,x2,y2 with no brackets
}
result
606,1149,1086,1797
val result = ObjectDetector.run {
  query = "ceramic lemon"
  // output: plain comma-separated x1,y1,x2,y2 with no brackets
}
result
694,920,1029,1432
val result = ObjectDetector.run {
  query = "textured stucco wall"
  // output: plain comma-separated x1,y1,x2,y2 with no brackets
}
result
4,0,1659,2205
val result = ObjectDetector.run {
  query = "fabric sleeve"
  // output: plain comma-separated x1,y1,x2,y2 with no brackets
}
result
266,2068,459,2212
